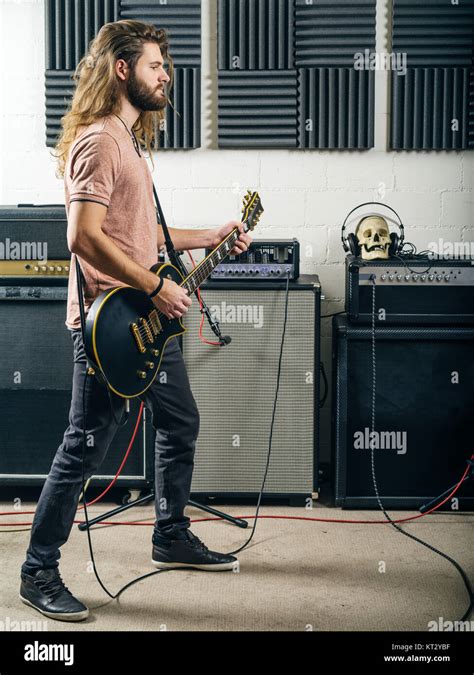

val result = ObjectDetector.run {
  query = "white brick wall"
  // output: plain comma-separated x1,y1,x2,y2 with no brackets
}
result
1,0,473,462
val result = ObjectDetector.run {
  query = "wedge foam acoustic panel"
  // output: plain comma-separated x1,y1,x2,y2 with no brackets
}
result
217,0,376,149
45,0,201,149
332,315,474,509
182,276,321,502
390,0,474,150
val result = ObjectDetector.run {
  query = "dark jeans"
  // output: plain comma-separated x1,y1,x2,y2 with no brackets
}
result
21,329,199,574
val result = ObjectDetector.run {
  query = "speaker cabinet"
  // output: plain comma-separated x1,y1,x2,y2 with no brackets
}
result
183,276,321,502
332,315,474,509
0,285,152,486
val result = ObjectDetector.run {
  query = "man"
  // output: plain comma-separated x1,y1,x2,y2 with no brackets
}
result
20,20,251,622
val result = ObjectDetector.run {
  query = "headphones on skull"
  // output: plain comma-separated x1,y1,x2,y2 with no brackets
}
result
341,202,405,257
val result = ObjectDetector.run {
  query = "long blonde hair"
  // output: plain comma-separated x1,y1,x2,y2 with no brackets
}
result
53,19,173,178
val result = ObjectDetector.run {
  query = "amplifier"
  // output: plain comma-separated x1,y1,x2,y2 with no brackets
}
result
207,238,300,281
332,315,474,509
0,204,70,260
345,255,474,324
183,276,320,503
0,285,153,487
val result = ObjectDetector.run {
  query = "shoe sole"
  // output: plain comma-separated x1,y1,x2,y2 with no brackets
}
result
19,594,89,622
151,559,239,572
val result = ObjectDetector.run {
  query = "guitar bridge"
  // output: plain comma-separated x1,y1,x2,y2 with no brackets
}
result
131,322,146,353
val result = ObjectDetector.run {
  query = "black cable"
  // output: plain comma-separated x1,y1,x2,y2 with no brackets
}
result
319,362,328,409
369,276,473,622
321,310,345,319
105,387,130,427
80,366,168,600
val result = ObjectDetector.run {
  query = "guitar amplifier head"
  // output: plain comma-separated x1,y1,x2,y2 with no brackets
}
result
182,276,321,500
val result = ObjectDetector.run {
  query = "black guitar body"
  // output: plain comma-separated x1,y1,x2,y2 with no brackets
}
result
84,263,185,398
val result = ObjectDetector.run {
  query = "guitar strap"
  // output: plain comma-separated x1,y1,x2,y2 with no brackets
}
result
74,255,102,382
151,182,188,277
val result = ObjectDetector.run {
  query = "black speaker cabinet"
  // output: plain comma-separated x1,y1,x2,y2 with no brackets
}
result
332,315,474,509
183,276,321,503
0,284,153,487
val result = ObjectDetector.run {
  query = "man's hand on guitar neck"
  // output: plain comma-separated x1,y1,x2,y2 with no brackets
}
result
209,220,252,255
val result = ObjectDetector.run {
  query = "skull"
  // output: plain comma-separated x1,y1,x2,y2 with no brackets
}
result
356,216,391,260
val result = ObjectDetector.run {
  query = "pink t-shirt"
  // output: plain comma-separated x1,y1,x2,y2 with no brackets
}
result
64,114,159,330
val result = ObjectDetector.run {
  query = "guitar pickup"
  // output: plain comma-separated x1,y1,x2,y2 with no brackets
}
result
148,309,162,336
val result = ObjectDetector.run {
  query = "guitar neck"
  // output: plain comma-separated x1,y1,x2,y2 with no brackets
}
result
180,226,242,295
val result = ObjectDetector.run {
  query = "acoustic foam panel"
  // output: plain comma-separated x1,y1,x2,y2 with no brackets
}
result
217,0,376,149
390,0,474,150
218,69,298,147
44,0,201,149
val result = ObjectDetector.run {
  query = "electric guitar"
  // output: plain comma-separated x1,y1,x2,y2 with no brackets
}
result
84,191,263,398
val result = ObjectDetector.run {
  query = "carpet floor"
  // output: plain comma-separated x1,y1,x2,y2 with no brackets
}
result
1,502,472,632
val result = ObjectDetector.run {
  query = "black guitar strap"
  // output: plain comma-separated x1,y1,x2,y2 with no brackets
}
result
74,255,105,381
151,182,188,276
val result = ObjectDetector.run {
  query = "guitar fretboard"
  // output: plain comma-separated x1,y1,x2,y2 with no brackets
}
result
180,227,241,294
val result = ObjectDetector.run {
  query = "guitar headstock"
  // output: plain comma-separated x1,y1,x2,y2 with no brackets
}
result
241,190,263,232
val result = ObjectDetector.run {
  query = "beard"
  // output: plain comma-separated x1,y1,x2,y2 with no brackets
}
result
126,68,167,111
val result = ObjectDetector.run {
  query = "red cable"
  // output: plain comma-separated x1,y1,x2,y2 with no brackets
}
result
1,455,471,527
77,401,144,508
187,250,220,346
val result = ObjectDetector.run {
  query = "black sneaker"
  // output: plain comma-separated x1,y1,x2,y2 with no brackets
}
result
152,530,238,571
20,568,89,622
